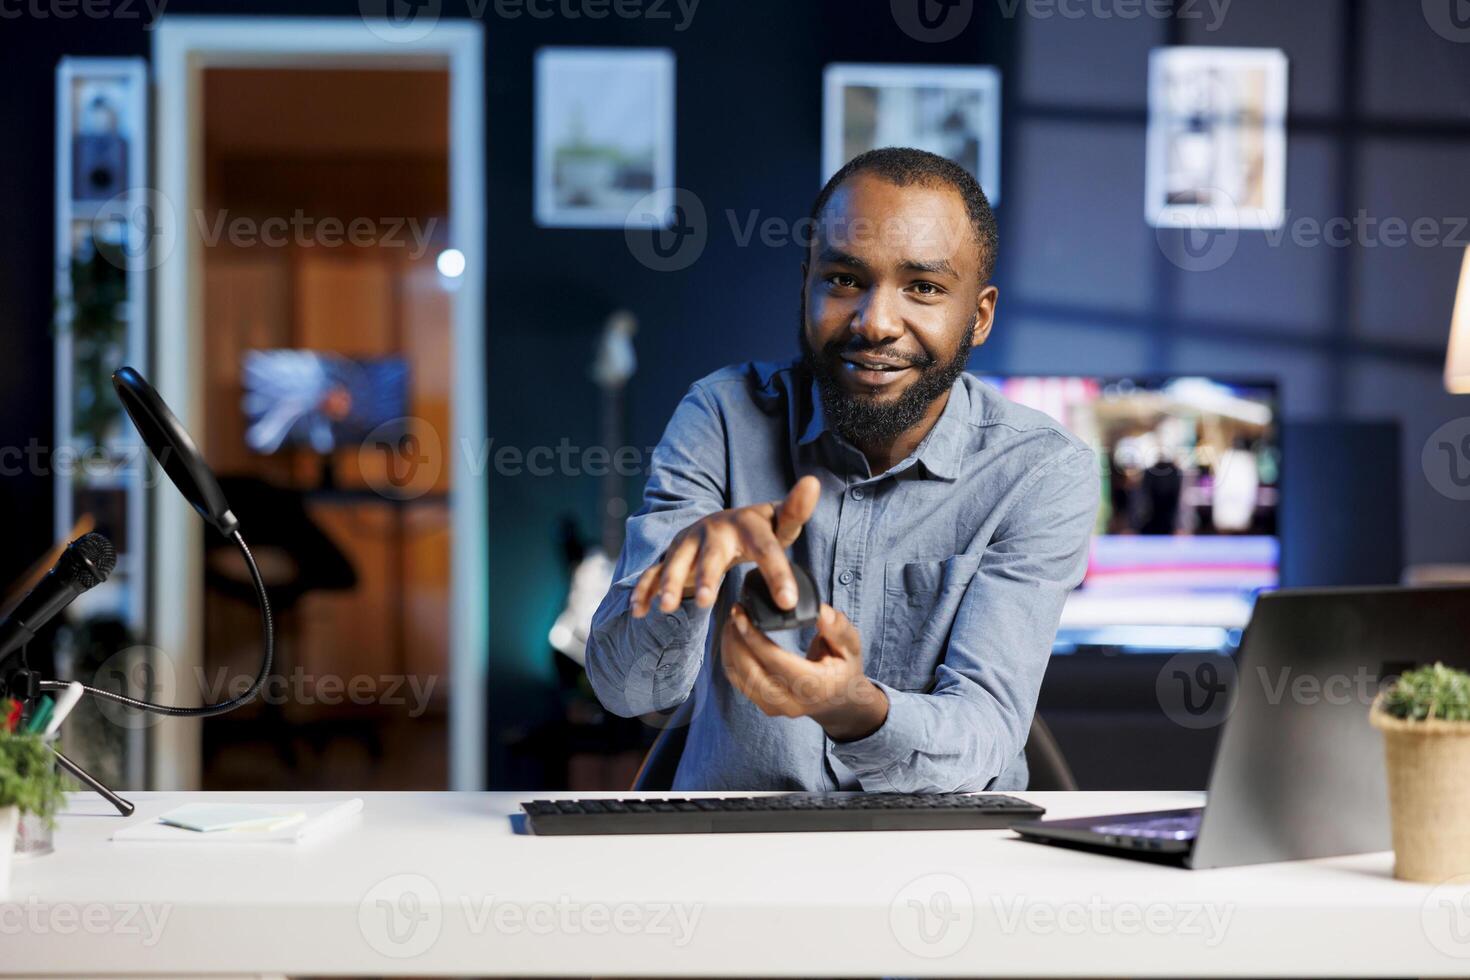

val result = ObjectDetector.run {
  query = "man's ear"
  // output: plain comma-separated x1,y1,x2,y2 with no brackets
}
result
971,284,999,348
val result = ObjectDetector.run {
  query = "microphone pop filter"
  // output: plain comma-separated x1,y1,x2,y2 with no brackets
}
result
113,366,239,537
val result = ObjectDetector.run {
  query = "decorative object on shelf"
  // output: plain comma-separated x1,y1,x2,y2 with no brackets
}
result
823,63,1001,204
1370,663,1470,882
56,241,128,451
535,48,676,228
1146,47,1288,230
71,79,130,201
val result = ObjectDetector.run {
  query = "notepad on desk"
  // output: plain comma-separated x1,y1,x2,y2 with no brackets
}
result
111,799,363,844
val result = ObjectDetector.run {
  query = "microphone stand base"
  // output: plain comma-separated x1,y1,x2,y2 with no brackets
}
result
51,748,135,817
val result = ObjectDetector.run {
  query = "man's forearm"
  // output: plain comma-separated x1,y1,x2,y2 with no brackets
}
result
828,682,1023,793
584,580,712,717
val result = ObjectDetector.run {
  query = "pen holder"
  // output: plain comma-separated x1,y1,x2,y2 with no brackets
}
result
10,734,61,860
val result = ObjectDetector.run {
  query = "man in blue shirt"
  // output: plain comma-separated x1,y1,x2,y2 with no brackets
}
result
587,147,1098,792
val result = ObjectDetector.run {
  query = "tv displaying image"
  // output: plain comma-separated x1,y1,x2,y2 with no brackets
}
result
980,376,1280,651
242,350,409,456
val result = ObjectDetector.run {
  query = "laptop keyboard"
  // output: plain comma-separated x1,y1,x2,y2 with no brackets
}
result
1089,812,1202,841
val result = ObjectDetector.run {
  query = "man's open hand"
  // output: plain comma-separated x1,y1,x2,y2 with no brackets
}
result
631,475,822,617
720,602,889,742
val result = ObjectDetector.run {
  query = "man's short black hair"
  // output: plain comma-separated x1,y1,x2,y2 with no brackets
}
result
808,146,999,286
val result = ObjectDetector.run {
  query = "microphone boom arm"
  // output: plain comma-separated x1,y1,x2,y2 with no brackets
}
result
37,530,274,719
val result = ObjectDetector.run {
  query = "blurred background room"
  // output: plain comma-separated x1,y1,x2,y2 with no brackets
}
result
2,0,1469,795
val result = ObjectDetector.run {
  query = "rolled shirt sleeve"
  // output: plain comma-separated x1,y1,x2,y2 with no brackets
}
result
830,447,1100,792
585,382,729,718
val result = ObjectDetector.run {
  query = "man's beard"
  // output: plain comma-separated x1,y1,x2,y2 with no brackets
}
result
799,316,975,449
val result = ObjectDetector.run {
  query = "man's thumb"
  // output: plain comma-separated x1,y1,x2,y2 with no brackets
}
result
775,475,821,541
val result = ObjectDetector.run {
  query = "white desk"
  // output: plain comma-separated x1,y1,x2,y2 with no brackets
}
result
5,790,1468,977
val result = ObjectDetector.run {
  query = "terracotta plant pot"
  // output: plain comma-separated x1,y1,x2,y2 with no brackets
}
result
1371,699,1470,883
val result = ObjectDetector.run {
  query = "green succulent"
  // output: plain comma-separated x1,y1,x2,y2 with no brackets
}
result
0,735,68,828
1380,663,1470,723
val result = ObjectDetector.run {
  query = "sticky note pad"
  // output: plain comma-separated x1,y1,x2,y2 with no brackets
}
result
156,804,307,833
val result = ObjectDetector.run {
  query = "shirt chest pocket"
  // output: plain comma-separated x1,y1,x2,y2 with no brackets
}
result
876,555,982,692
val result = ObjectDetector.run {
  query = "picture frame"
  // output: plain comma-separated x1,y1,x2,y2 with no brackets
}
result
535,47,676,229
1146,47,1289,230
822,63,1002,205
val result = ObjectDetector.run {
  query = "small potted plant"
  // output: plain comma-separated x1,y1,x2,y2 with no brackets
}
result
1370,663,1470,882
0,731,68,894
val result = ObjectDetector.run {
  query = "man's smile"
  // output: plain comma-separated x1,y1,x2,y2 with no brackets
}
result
839,352,922,389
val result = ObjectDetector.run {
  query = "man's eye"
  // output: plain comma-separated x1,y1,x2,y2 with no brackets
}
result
826,274,859,289
911,281,943,296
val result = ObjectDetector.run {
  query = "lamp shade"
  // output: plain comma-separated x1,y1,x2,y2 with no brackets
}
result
1447,246,1470,394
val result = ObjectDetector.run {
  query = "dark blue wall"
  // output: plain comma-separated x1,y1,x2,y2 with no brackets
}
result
4,0,1469,787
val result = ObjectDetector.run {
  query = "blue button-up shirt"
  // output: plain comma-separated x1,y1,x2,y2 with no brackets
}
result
587,360,1098,792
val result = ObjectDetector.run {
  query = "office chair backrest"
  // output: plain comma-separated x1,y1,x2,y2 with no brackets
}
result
632,698,694,791
631,700,1076,792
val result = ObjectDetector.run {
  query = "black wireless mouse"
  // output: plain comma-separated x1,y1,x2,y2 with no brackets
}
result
739,563,820,632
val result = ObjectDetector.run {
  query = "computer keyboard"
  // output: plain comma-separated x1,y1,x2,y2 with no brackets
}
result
1090,811,1202,841
521,792,1044,835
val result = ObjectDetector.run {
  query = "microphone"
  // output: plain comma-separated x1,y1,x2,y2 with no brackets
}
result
0,533,117,663
0,366,276,819
33,367,275,719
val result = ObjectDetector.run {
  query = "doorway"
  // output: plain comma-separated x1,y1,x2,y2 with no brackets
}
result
152,19,487,790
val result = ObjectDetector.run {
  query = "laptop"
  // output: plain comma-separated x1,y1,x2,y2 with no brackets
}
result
1012,586,1470,869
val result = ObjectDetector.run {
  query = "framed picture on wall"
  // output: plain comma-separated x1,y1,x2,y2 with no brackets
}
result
535,47,676,229
823,63,1001,204
1146,47,1288,230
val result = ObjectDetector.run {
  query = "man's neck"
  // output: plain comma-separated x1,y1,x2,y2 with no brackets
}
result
854,389,952,475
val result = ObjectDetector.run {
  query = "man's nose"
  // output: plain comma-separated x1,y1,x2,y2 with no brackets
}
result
849,289,905,345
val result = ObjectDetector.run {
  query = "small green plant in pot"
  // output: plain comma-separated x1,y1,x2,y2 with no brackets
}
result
1370,663,1470,883
0,733,68,894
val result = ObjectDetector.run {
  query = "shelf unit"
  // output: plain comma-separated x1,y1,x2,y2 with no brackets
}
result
54,57,150,786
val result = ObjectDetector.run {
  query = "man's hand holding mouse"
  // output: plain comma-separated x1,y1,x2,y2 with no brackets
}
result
630,475,889,741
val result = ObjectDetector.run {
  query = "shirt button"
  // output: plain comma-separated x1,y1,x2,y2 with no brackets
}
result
839,569,855,586
850,487,865,501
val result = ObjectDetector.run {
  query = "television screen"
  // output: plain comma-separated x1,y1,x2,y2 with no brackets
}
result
979,376,1281,651
241,350,410,455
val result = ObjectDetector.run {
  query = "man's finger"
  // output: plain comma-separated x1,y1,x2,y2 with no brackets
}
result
654,536,700,613
812,603,861,661
691,535,735,608
631,561,664,618
774,475,821,546
739,513,799,610
723,611,801,716
731,605,818,688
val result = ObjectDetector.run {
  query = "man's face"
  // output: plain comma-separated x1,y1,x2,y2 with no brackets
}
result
800,174,997,447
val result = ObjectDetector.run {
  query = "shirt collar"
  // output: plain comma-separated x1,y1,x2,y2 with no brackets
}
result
797,372,968,481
